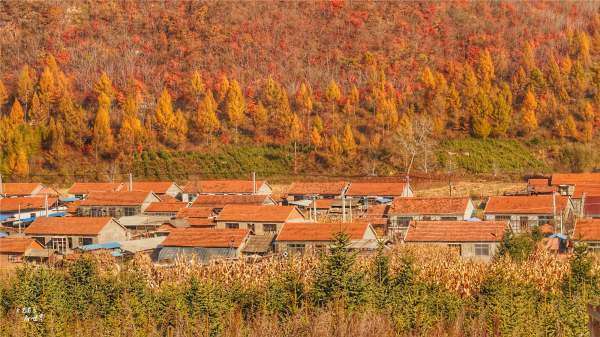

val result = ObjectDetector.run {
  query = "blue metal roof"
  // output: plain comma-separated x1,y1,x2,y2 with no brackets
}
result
0,215,10,221
79,242,122,251
59,197,80,202
111,252,124,257
48,212,66,217
0,232,8,238
14,217,35,223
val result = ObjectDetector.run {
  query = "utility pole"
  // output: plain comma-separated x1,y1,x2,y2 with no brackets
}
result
342,193,346,223
44,194,48,217
349,197,353,222
252,172,256,195
18,203,21,234
129,173,133,192
293,142,297,175
0,174,3,196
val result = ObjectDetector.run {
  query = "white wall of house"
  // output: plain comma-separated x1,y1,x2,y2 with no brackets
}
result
406,242,500,261
97,220,129,243
141,194,162,212
165,184,184,198
484,213,559,232
1,207,62,223
215,221,284,235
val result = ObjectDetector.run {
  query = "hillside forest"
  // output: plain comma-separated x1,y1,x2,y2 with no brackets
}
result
1,1,600,180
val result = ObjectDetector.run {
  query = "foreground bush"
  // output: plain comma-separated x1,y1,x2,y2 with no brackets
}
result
0,238,598,337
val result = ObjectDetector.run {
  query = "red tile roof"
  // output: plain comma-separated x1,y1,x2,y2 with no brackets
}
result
363,204,389,217
309,199,337,209
68,182,123,194
192,194,270,208
484,195,568,214
0,237,43,253
25,217,115,236
573,184,600,198
585,196,600,216
187,218,216,227
389,197,470,215
1,183,43,196
573,219,600,241
0,197,58,212
527,178,556,193
217,205,302,222
404,221,506,242
176,207,214,219
346,182,407,197
161,228,249,248
183,180,266,194
287,181,347,196
551,173,600,185
79,191,153,206
276,222,371,242
145,202,187,213
131,181,180,194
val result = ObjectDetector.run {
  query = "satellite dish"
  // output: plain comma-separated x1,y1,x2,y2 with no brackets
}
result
282,251,289,258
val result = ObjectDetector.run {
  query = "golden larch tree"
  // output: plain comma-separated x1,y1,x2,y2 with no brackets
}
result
93,93,115,156
225,79,246,141
9,100,25,125
342,123,357,156
521,90,538,132
17,65,35,111
155,89,175,137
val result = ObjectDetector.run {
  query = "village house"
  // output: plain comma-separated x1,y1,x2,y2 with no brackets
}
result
0,182,50,198
548,173,600,215
67,182,124,199
143,201,188,217
175,207,216,227
275,222,378,254
403,220,507,261
387,197,475,235
286,181,348,201
0,237,44,267
572,219,600,252
77,191,161,217
130,181,184,199
24,217,128,254
0,196,61,227
191,194,276,213
527,178,556,195
483,195,571,233
157,228,250,263
346,181,413,201
181,180,272,202
215,205,306,235
584,196,600,219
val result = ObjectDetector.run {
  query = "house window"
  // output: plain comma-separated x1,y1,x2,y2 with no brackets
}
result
124,207,136,216
247,224,256,233
108,208,117,217
78,237,93,246
589,242,600,252
32,237,45,246
441,216,457,221
538,215,554,225
474,243,490,256
494,215,511,221
7,254,21,263
519,217,529,231
91,208,102,217
422,216,432,221
448,243,462,255
226,223,239,229
51,237,68,253
287,243,305,254
263,224,277,233
314,244,327,252
391,217,412,228
30,213,36,218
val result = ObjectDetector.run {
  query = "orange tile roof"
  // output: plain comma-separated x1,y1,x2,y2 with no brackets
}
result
276,222,370,241
157,223,176,232
573,184,600,198
0,197,58,213
1,183,43,196
183,180,266,194
176,207,214,219
364,204,389,217
131,181,180,194
346,182,407,197
161,228,249,248
192,194,270,208
404,221,506,242
310,199,337,209
573,219,600,241
145,202,187,213
551,173,600,185
188,218,216,227
389,197,470,215
68,182,123,194
25,217,115,236
527,178,557,193
217,205,301,222
287,181,347,196
79,191,153,206
0,237,43,253
66,201,81,213
484,195,568,214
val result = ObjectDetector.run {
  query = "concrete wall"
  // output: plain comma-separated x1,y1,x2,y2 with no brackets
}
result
98,220,129,243
79,205,142,217
215,221,283,235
